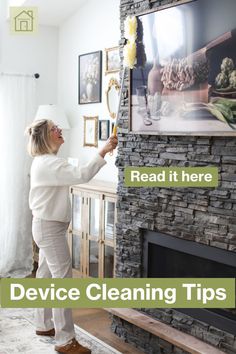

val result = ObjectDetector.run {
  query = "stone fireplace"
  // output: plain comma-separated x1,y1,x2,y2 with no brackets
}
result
113,0,236,352
143,230,236,335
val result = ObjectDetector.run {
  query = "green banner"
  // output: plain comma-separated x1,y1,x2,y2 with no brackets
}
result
0,278,234,308
124,167,218,187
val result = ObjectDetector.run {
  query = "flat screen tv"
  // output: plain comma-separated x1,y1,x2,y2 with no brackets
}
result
130,0,236,135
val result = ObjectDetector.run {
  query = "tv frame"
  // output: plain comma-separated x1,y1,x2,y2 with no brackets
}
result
129,0,236,136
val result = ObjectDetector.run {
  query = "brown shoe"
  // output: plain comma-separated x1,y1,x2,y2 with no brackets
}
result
36,328,55,336
55,338,91,354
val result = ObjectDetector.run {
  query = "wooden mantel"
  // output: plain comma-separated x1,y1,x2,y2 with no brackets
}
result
106,308,225,354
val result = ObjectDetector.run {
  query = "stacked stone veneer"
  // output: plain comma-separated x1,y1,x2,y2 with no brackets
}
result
113,0,236,353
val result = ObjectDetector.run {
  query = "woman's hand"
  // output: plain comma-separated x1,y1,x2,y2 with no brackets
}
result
99,135,118,158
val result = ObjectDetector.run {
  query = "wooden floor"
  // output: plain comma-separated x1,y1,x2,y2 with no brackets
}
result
30,269,143,353
72,308,144,354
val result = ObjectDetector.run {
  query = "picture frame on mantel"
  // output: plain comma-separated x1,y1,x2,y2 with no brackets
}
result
79,51,102,104
129,0,236,136
83,116,98,147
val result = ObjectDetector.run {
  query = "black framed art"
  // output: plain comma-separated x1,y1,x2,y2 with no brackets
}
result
79,50,102,104
99,120,110,140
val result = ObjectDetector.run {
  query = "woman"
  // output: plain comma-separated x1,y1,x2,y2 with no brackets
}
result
26,119,117,354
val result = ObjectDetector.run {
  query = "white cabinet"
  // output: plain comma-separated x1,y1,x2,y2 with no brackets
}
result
68,181,117,278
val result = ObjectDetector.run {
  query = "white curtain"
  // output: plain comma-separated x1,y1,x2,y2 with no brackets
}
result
0,74,36,277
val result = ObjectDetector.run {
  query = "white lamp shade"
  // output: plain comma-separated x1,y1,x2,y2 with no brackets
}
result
34,104,70,130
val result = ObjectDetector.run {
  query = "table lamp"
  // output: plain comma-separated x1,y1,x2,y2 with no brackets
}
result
34,104,70,129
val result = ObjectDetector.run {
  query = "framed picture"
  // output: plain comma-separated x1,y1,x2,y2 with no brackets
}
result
105,46,120,74
130,0,236,135
79,51,102,104
99,120,110,140
83,116,98,147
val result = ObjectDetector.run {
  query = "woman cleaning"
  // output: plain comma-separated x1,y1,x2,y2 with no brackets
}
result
26,119,118,354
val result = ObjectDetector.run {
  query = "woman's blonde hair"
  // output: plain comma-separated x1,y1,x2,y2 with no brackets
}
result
26,119,54,157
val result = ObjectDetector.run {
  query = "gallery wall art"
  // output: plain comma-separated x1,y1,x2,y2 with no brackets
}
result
105,46,120,74
83,116,98,147
79,51,102,104
99,120,110,140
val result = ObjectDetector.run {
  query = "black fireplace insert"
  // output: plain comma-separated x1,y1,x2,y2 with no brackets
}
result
142,230,236,335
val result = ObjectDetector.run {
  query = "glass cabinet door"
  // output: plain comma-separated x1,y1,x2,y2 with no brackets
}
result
104,245,114,277
104,200,115,241
72,194,82,231
68,231,84,276
88,240,99,277
72,234,82,270
102,197,116,278
87,194,102,277
70,191,84,276
70,187,116,279
89,197,100,239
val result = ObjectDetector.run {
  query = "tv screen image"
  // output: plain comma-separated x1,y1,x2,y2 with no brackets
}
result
130,0,236,135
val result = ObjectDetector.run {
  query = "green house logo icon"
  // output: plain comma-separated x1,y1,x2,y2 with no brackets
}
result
10,7,38,34
14,10,34,32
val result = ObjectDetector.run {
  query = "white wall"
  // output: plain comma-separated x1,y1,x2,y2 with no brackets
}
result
57,0,120,182
0,0,58,107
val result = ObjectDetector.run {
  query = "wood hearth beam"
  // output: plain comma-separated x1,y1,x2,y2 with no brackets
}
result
106,308,225,354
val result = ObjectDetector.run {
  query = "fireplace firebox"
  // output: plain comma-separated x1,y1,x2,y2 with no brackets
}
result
142,230,236,335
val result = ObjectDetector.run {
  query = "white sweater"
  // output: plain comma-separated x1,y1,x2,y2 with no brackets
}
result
29,153,106,222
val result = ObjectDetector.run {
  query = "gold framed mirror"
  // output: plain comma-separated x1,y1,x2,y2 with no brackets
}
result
106,78,120,119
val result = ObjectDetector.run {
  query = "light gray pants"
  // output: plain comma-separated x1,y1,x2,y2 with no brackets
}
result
32,218,75,346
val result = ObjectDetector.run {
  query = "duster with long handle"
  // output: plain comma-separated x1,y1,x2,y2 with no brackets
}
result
112,67,126,137
110,15,138,155
109,68,126,156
